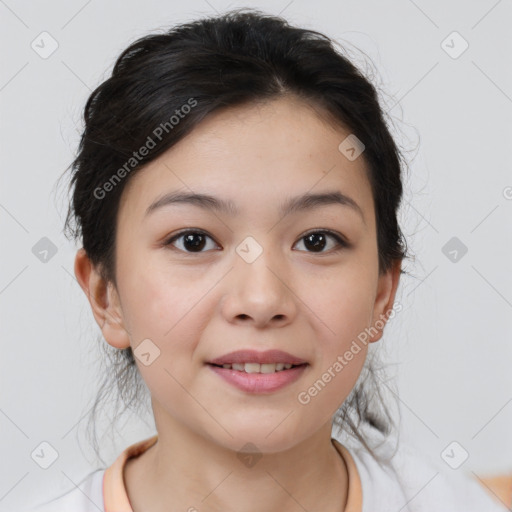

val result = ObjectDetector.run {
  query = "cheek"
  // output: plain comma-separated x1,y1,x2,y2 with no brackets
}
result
120,272,208,411
292,265,374,407
294,316,368,432
117,261,214,390
297,264,376,351
117,251,209,342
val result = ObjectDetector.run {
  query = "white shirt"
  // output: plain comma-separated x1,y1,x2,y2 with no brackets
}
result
24,425,509,512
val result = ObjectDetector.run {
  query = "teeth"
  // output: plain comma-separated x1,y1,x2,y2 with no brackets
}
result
218,362,300,373
245,363,261,373
260,363,277,373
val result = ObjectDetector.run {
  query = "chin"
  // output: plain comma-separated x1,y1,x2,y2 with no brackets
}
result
212,425,304,455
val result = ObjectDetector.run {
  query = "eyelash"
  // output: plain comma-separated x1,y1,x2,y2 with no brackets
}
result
162,228,350,254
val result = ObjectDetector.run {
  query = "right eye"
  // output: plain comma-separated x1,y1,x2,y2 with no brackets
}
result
163,229,220,253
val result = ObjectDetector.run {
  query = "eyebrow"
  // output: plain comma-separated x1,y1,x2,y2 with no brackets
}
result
145,190,365,224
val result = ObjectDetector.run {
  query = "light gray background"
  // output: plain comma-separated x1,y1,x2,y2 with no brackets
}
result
1,0,511,510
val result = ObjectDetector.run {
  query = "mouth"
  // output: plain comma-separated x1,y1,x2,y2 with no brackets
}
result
206,349,309,392
207,361,309,393
207,362,308,374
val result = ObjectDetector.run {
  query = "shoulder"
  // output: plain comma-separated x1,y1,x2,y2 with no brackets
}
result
338,426,509,512
24,469,105,512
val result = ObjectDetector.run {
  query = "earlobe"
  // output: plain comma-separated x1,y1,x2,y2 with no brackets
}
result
369,259,402,343
73,248,131,349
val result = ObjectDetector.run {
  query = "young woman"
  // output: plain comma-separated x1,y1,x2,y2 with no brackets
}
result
29,8,511,512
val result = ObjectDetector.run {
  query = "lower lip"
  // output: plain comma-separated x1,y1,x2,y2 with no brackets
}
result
207,364,308,393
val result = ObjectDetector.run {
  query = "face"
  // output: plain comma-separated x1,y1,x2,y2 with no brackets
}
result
78,95,400,454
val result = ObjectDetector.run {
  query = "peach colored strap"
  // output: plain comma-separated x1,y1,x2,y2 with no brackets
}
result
478,474,512,509
332,439,363,512
103,435,158,512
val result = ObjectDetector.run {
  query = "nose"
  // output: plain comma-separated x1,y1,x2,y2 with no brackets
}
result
220,244,297,329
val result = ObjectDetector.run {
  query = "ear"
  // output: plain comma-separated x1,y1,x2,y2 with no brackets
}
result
73,248,131,349
369,259,402,343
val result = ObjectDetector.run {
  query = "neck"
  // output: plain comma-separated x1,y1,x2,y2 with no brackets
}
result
124,417,349,512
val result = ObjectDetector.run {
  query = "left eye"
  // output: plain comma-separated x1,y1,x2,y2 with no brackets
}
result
164,230,219,253
293,230,348,253
163,229,348,254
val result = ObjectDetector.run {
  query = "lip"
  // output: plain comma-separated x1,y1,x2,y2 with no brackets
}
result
208,363,308,393
207,349,307,366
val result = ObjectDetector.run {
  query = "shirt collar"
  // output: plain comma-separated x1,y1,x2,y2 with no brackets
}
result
103,434,158,512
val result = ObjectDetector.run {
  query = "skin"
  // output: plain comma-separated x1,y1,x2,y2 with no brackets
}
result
75,95,402,512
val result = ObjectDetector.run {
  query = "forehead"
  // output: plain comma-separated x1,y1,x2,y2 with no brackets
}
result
118,96,374,224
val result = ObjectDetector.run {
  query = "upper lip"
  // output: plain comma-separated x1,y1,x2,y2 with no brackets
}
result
208,349,307,366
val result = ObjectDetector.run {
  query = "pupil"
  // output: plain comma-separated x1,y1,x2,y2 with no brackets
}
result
184,233,206,251
305,233,326,252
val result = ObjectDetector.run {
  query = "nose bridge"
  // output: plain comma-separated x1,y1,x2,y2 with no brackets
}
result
221,234,295,325
235,234,285,294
